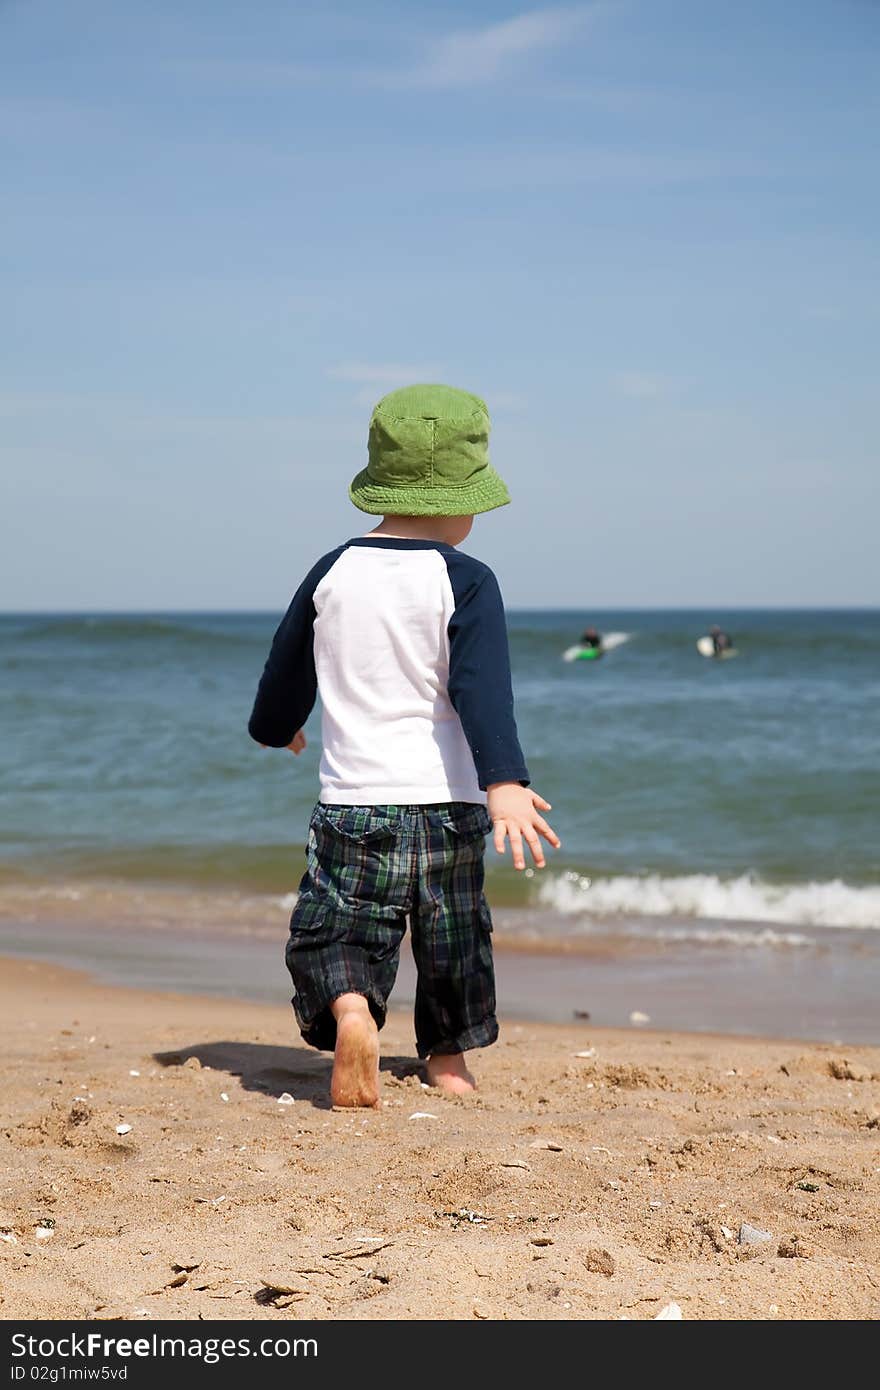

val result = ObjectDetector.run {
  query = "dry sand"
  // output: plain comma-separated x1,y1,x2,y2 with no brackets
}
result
2,957,878,1321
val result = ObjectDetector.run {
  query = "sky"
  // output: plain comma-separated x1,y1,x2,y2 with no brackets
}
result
2,0,878,609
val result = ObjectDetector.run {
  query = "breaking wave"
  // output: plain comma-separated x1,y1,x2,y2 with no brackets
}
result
538,871,880,930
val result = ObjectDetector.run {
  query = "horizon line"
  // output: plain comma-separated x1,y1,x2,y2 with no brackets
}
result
3,604,879,616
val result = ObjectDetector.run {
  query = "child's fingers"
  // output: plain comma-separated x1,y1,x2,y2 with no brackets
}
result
534,816,561,848
531,793,552,811
508,825,526,871
493,820,508,855
522,825,545,868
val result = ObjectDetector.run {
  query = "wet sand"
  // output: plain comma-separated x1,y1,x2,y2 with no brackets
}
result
2,957,878,1321
1,902,878,1043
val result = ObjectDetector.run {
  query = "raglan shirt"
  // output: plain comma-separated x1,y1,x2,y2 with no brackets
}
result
247,537,529,805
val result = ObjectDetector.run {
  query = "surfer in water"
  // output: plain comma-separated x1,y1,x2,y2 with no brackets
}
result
580,626,602,651
710,625,733,656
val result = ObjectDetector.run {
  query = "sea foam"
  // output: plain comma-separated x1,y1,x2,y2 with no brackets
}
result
538,871,880,929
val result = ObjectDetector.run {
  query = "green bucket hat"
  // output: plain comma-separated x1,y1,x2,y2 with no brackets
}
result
349,383,510,516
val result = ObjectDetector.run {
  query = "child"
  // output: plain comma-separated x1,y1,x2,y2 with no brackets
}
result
248,384,558,1108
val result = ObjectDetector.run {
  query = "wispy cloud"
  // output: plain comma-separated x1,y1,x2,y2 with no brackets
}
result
325,366,525,412
487,390,528,412
165,8,596,93
328,363,443,385
392,7,594,90
328,362,445,405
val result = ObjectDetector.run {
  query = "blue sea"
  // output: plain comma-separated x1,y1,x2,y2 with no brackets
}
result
1,608,878,949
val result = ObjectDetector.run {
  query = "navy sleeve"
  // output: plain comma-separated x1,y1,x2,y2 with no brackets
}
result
247,547,344,748
445,555,530,790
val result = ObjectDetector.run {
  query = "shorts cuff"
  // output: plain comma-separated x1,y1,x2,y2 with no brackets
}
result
294,987,387,1053
416,1014,499,1060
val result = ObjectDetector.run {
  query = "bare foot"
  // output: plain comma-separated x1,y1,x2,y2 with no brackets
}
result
425,1052,476,1095
330,995,380,1109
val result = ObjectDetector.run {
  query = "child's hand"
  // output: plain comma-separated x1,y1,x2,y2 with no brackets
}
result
258,730,307,754
486,782,560,871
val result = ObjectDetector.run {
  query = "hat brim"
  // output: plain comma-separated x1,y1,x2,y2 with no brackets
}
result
349,465,510,517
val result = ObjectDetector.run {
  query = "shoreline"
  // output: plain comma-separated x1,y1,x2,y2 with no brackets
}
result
1,956,877,1321
2,895,880,1043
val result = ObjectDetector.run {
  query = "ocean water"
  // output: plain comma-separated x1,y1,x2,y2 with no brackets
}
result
1,608,878,944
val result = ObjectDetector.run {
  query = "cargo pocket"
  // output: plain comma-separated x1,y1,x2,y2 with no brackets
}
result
309,806,402,908
438,803,492,842
312,805,401,845
436,803,491,871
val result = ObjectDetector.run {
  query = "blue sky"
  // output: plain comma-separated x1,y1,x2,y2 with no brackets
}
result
3,0,878,609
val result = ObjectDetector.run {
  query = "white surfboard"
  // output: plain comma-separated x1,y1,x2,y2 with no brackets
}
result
697,635,738,659
563,631,632,662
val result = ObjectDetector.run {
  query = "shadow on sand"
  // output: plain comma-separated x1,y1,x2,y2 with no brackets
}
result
153,1040,423,1109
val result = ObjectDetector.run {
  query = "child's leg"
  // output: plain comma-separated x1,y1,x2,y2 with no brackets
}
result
410,805,499,1092
330,993,380,1108
286,805,410,1106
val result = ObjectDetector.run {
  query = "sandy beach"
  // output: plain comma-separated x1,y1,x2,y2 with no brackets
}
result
2,955,878,1321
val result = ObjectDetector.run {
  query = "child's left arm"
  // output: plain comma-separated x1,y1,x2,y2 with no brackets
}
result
447,565,530,790
445,559,559,870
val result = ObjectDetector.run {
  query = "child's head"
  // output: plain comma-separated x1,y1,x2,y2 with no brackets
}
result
349,384,510,527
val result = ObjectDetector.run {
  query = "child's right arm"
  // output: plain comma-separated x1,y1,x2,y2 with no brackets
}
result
247,578,317,749
247,545,347,750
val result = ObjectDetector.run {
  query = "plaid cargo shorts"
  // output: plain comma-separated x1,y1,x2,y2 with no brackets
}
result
286,801,497,1059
